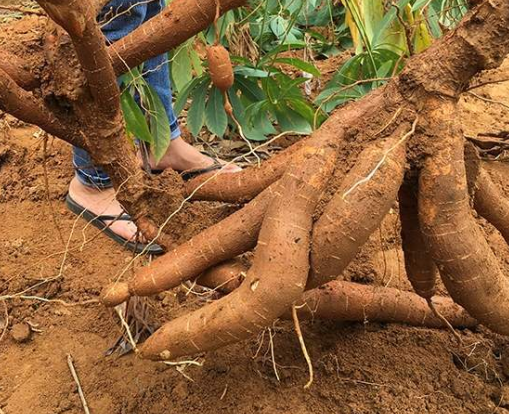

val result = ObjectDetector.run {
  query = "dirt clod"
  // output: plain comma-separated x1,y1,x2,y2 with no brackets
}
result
10,322,31,343
172,382,189,399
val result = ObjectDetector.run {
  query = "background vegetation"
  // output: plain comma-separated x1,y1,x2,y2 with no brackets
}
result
119,0,469,159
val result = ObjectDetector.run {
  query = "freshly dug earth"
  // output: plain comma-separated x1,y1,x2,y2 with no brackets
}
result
3,18,509,414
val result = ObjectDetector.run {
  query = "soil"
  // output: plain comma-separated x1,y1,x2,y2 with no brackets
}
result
2,12,509,414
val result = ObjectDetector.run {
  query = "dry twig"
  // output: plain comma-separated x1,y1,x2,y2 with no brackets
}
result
67,354,91,414
0,302,8,344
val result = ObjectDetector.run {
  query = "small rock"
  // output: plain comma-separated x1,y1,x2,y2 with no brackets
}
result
10,322,31,343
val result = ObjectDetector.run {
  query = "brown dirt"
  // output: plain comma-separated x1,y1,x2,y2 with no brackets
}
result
3,16,509,414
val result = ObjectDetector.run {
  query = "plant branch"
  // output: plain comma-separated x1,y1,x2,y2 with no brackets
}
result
0,68,84,147
36,0,120,119
109,0,248,75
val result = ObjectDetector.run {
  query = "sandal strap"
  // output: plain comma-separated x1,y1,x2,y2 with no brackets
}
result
181,158,222,181
95,213,132,221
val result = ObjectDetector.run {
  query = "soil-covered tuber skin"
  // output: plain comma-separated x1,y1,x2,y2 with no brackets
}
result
399,183,438,300
307,130,408,289
297,282,477,329
183,139,308,203
207,45,234,92
99,185,274,306
473,168,509,245
419,103,509,336
2,0,509,361
184,261,477,330
196,258,247,293
139,139,338,360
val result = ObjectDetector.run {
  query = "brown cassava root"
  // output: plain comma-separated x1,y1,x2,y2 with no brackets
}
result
183,139,308,203
399,183,438,300
307,125,410,289
189,261,476,330
100,185,274,307
109,0,248,75
196,258,246,294
139,138,338,360
0,50,39,91
418,101,509,335
99,90,389,306
296,282,477,329
473,168,509,245
3,0,509,363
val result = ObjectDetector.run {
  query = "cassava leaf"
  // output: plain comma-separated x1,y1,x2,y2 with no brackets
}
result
205,86,228,137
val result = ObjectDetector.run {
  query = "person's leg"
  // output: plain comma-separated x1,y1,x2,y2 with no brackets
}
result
69,0,149,244
140,0,241,173
69,0,241,247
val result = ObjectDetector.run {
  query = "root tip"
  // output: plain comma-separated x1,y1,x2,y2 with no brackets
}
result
99,282,130,307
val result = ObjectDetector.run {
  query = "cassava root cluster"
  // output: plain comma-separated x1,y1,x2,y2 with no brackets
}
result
1,0,509,363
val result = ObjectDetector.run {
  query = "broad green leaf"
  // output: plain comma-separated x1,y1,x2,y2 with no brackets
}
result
273,103,312,134
234,67,271,78
120,91,153,145
270,16,288,39
272,57,321,77
361,0,384,42
287,97,318,126
413,11,434,53
187,80,209,137
205,86,228,137
412,0,429,11
171,45,193,93
189,47,203,77
173,76,206,117
372,0,412,47
141,83,172,163
235,76,266,102
426,5,443,38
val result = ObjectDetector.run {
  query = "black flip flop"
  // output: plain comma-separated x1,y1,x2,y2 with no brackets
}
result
151,153,223,180
66,194,164,255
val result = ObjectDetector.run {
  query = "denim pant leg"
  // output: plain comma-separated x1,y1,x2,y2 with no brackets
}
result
73,0,182,187
73,0,147,188
143,0,181,140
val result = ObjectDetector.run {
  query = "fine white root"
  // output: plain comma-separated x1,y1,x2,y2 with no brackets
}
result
292,304,314,389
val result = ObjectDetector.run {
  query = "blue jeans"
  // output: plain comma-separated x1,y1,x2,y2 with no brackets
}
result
73,0,181,189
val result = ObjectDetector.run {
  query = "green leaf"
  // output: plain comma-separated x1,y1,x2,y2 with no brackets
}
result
270,16,288,39
235,76,266,102
272,57,321,77
120,90,153,145
189,47,203,76
361,0,385,42
287,97,318,126
187,80,210,137
234,66,271,78
412,0,429,11
205,86,228,137
141,83,172,163
171,45,193,93
372,0,412,47
273,103,312,134
173,76,206,117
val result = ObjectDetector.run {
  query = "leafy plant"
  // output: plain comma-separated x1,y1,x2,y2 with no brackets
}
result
119,67,172,162
174,51,324,141
316,0,469,113
119,0,469,148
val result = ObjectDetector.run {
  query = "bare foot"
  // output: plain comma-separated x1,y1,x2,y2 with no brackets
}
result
68,177,140,243
70,138,241,243
145,137,242,174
